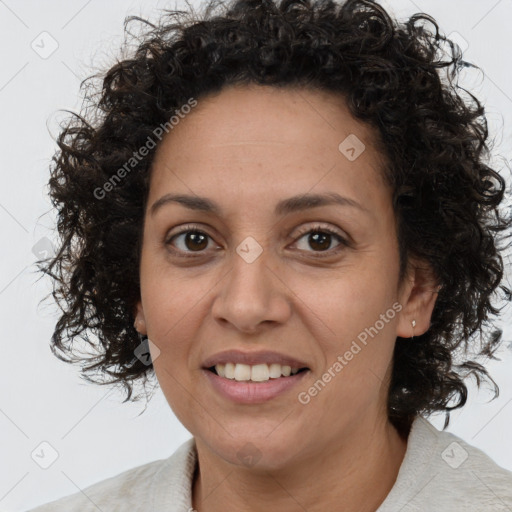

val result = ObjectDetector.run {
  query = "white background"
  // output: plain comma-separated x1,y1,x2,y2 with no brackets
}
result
0,1,511,510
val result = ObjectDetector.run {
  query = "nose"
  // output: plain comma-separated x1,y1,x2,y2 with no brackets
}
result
211,246,292,334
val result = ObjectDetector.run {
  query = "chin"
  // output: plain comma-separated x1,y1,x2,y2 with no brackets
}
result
203,429,302,471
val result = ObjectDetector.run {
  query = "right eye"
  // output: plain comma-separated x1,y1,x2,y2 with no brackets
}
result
165,225,219,257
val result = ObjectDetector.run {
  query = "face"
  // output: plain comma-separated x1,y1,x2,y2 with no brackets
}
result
135,84,437,470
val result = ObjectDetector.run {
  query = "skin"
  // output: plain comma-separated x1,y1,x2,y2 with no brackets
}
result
134,83,439,512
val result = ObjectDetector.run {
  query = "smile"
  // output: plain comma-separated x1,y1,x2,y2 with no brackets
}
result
204,365,310,404
210,363,308,382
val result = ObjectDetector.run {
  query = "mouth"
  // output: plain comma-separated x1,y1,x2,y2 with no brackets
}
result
206,363,310,382
203,364,310,404
201,350,312,402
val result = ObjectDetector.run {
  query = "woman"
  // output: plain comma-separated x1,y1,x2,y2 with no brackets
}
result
31,0,512,510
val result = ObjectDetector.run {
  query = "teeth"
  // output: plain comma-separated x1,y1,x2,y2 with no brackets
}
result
224,363,235,379
269,363,282,378
251,364,269,382
214,363,304,381
234,363,251,381
216,364,226,378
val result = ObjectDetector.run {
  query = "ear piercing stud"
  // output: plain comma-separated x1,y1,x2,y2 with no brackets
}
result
411,319,416,339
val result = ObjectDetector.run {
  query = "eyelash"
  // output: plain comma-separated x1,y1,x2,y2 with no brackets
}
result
164,223,350,259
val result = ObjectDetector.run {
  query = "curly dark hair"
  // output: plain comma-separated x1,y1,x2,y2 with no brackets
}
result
37,0,512,437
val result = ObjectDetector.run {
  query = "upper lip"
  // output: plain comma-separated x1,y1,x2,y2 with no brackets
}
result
202,350,310,369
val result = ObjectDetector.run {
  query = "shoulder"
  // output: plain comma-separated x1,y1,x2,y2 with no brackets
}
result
380,416,512,512
27,458,166,512
27,438,196,512
436,428,512,510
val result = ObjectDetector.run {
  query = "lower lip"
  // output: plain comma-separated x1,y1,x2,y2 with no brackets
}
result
203,368,310,404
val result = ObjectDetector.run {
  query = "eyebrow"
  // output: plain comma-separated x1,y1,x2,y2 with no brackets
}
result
150,192,370,217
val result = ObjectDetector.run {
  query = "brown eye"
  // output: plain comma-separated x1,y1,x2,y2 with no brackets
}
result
306,231,333,251
167,230,212,252
294,227,348,255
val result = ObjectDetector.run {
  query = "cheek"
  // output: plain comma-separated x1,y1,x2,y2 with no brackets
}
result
142,278,207,427
298,280,399,420
294,264,397,339
140,270,205,363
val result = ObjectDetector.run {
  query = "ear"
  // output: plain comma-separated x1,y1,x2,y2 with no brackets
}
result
396,258,440,338
133,300,148,336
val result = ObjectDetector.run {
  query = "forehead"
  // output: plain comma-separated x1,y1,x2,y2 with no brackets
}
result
148,84,390,213
158,84,379,151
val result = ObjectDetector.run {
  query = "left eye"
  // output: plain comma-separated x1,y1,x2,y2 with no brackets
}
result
294,228,346,253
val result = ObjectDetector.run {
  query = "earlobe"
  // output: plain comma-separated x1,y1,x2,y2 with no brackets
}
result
396,260,440,339
133,301,147,335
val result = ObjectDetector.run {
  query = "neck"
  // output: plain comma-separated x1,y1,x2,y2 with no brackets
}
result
192,416,409,512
